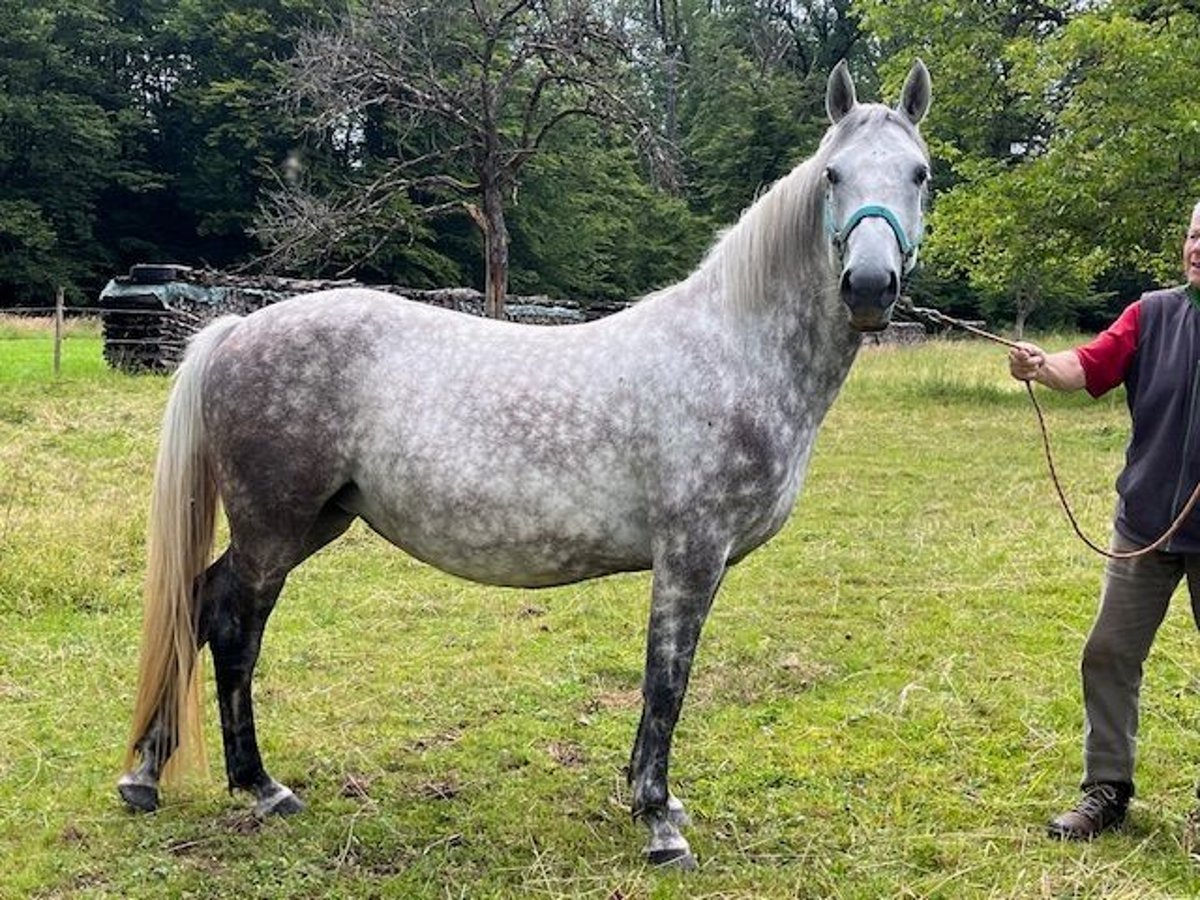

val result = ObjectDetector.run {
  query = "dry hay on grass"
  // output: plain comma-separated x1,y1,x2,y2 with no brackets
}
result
0,313,101,338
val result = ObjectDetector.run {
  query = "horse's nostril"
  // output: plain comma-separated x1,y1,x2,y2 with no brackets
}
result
841,265,891,304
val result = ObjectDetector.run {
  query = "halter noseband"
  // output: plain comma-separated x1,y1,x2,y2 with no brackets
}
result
825,203,921,273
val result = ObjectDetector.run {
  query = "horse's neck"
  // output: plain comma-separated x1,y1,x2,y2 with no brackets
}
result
751,281,862,419
699,168,858,401
648,266,860,421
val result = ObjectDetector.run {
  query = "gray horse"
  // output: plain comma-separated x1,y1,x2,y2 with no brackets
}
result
119,60,932,869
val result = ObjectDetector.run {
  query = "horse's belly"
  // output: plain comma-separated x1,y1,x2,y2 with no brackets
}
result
347,483,653,588
370,522,652,588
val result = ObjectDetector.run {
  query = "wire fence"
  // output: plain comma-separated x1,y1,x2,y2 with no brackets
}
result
2,305,196,321
1,293,194,374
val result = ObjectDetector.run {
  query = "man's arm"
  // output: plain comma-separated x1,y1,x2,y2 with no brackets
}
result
1008,343,1087,392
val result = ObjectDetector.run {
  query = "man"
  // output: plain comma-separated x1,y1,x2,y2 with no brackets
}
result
1009,201,1200,840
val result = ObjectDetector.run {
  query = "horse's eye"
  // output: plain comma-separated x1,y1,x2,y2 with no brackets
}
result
914,164,930,186
824,166,840,186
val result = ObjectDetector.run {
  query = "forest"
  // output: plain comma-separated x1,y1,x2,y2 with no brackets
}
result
2,0,1198,331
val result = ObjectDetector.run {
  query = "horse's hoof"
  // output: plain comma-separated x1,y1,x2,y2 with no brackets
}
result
646,846,698,870
117,774,159,813
252,785,304,818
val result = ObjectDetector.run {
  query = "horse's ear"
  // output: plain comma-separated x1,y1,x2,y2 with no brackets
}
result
898,59,931,125
826,60,857,124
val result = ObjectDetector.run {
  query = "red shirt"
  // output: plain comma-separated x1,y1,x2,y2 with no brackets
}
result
1075,301,1142,397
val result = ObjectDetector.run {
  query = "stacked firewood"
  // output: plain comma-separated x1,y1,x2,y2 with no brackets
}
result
99,267,632,373
99,299,200,372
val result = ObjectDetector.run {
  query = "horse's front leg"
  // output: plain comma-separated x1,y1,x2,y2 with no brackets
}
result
629,537,726,870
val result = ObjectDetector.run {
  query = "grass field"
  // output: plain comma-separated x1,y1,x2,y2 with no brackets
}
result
3,315,1200,898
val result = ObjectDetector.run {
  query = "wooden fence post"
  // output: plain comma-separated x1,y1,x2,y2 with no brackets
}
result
53,286,64,376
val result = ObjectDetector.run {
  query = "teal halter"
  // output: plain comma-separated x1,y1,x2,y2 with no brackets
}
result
825,202,921,272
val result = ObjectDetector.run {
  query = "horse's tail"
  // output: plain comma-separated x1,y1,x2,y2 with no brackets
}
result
124,316,243,779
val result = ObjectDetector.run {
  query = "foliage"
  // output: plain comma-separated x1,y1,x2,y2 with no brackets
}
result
0,0,345,305
675,0,871,223
5,1,1200,327
1025,9,1200,281
0,0,122,303
927,156,1107,334
263,0,648,316
126,0,348,266
507,120,713,301
862,0,1071,166
863,0,1200,329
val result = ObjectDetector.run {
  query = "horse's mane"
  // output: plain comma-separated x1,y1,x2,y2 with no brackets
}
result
687,105,925,317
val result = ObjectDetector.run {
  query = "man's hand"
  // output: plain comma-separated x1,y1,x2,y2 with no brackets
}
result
1009,341,1046,382
1007,342,1087,392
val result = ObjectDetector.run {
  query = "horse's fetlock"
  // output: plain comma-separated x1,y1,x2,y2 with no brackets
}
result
632,782,670,821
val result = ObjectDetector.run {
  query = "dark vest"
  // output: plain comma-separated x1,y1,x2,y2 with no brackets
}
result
1115,287,1200,552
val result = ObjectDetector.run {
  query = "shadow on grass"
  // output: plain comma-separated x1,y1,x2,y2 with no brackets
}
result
893,374,1113,409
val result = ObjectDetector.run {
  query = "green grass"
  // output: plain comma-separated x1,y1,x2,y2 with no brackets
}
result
3,322,1200,897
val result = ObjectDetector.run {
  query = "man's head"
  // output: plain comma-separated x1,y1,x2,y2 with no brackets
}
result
1186,202,1200,290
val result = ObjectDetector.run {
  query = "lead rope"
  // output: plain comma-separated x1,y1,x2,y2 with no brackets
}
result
897,301,1200,560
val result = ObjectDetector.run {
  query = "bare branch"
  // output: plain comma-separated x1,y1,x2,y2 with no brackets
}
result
263,0,666,291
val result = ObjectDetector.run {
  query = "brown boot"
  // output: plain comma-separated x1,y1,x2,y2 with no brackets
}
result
1047,782,1130,841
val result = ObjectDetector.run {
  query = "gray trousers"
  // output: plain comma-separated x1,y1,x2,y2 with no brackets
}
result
1082,531,1200,788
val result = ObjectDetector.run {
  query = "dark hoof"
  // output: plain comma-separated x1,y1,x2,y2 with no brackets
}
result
646,846,698,870
117,777,159,813
253,786,305,818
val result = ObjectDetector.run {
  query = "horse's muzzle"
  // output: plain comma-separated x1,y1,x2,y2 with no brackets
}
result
840,264,899,332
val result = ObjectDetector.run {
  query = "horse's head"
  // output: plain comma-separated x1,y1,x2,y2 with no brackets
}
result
823,60,931,332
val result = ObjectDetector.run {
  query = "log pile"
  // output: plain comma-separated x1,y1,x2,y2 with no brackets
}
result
98,266,632,373
859,321,927,347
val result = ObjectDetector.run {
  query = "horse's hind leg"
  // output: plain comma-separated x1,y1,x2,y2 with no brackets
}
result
118,721,177,812
209,507,355,817
118,552,242,812
206,560,296,815
629,536,727,869
120,505,354,815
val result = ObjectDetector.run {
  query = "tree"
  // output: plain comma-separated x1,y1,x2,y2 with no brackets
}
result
675,0,871,223
98,0,349,273
507,117,712,300
860,0,1073,166
0,0,123,302
928,158,1106,336
0,0,351,305
861,1,1200,329
262,0,650,318
1022,9,1200,284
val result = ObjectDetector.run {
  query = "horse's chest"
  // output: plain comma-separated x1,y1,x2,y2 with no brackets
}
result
674,409,813,538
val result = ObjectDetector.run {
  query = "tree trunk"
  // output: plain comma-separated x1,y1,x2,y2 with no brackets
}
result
664,48,679,149
1014,291,1032,340
481,179,509,320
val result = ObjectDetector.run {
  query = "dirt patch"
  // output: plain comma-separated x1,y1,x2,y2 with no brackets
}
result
547,740,588,768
